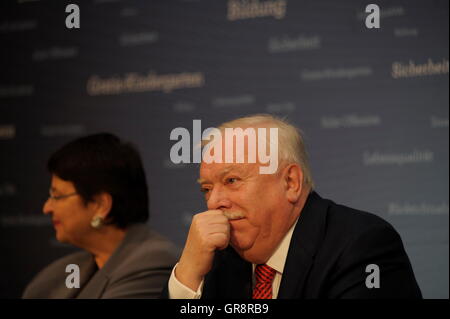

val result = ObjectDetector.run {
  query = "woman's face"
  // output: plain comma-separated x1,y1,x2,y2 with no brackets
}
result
43,175,97,246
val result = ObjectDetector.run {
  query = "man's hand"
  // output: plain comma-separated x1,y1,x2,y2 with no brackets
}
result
175,210,230,291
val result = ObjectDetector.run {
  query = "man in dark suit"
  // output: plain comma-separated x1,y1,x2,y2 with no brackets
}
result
164,114,422,299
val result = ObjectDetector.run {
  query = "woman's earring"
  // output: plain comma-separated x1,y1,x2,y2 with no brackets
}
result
90,215,103,229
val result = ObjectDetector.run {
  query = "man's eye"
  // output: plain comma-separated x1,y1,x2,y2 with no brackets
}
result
226,178,237,184
200,188,210,194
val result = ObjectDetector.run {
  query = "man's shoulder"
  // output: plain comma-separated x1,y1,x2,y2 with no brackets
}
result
325,197,396,237
306,194,421,298
304,192,401,256
327,199,393,229
311,193,403,259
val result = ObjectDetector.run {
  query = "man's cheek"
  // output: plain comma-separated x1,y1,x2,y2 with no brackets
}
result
230,222,250,239
245,214,262,228
232,223,258,239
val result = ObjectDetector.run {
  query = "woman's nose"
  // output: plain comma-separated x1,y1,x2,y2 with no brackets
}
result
43,198,52,215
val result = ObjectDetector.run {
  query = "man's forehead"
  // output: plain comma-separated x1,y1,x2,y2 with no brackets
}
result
198,162,254,183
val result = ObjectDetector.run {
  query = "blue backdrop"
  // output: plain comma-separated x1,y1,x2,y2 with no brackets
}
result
0,0,448,298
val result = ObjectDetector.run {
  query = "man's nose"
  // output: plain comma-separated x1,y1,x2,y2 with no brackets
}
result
43,198,52,215
207,186,232,211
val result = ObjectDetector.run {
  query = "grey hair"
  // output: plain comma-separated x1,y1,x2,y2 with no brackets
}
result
217,114,314,188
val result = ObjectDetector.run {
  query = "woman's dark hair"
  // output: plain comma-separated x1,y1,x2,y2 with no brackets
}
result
48,133,149,229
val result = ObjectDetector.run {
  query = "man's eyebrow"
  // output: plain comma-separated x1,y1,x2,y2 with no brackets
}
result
218,167,235,179
197,178,206,184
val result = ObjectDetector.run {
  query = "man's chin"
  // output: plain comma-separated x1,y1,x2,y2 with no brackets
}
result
232,246,266,264
230,235,252,253
230,226,258,250
230,237,269,263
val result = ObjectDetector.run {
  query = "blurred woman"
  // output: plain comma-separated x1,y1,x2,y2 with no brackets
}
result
23,133,178,298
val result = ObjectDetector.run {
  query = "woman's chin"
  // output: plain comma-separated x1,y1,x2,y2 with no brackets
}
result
55,231,69,244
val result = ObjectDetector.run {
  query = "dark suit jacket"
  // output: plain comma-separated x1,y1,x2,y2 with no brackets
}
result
165,192,422,299
23,223,179,299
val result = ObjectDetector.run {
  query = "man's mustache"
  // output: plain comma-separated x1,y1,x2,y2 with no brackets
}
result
222,211,245,220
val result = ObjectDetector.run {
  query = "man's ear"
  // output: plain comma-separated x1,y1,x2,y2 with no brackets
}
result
284,164,303,203
91,192,113,219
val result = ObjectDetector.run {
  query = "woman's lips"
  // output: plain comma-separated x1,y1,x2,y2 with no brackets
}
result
53,220,61,226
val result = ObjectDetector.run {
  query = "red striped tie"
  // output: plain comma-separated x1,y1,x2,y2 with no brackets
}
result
253,264,276,299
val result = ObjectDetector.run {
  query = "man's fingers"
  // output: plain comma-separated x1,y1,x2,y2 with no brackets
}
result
210,232,230,251
176,208,233,284
201,209,225,216
207,223,230,236
193,210,229,226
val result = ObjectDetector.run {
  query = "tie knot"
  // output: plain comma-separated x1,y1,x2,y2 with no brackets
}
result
255,264,276,283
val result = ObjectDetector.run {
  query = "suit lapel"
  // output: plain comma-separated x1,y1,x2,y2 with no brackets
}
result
278,192,329,299
76,269,109,298
77,224,147,298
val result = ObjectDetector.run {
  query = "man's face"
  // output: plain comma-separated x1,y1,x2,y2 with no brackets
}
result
199,160,295,263
43,175,95,245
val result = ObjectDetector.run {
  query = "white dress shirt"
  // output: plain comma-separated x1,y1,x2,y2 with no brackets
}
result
168,217,299,299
